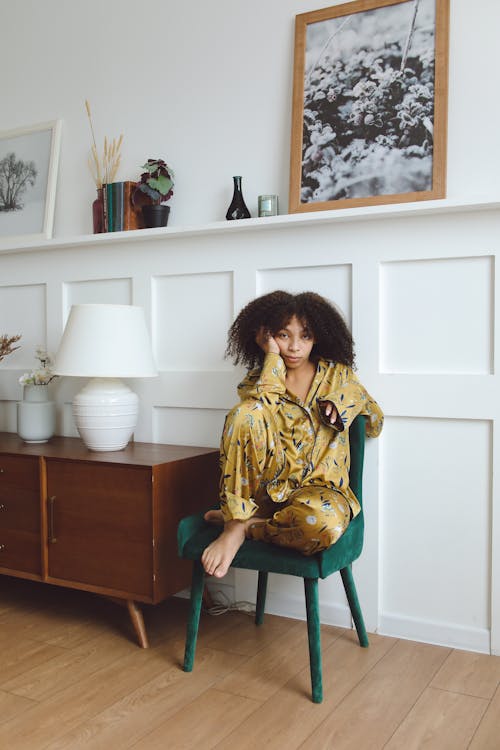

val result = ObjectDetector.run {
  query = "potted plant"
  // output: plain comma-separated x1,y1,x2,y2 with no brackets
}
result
134,158,174,228
17,347,57,443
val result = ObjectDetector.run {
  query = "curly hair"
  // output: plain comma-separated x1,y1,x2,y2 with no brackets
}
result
226,290,355,370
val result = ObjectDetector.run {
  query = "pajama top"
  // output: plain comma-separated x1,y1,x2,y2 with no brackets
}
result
220,352,384,521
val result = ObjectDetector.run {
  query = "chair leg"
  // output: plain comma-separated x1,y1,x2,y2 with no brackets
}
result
255,571,268,626
340,565,369,648
183,560,205,672
304,577,323,703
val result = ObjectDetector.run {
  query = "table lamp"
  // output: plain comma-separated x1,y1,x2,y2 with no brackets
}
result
54,304,158,451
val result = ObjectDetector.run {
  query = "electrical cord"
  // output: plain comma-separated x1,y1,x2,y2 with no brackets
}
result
203,589,255,616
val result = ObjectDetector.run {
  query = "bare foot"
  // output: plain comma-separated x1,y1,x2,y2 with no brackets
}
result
201,518,270,578
204,509,225,525
201,520,248,578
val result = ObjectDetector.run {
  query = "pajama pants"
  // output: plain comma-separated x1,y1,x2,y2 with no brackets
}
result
219,401,352,556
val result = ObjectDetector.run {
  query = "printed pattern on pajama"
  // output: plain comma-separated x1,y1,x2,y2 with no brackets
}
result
219,353,384,555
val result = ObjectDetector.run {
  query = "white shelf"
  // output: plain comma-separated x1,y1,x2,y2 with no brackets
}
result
1,196,499,256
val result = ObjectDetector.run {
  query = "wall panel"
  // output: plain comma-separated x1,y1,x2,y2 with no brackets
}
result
153,406,227,448
0,284,46,369
152,272,233,371
379,416,491,650
258,264,352,325
380,257,493,374
0,204,498,654
63,278,132,317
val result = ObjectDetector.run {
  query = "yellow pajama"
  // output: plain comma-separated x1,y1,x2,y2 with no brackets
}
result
219,354,384,555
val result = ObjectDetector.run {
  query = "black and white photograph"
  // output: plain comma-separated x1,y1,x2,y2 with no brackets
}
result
289,0,449,213
0,120,61,242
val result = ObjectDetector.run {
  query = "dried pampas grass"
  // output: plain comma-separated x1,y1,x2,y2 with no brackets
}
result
85,100,123,187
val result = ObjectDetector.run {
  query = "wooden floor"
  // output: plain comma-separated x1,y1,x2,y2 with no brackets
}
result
0,577,499,749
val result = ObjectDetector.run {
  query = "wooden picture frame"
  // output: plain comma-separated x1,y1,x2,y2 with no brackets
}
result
289,0,449,213
0,120,62,244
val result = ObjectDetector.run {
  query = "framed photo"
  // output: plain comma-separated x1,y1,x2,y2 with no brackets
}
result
289,0,449,213
0,120,62,243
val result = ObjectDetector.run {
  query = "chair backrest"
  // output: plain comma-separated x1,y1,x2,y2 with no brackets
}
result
318,414,366,577
348,415,365,505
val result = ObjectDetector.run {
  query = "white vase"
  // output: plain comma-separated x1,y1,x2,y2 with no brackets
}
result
17,384,56,443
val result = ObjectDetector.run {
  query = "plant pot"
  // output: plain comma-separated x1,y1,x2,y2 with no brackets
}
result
142,204,170,228
17,384,56,443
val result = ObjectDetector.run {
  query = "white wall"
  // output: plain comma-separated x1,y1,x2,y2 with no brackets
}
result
0,0,499,655
1,0,499,231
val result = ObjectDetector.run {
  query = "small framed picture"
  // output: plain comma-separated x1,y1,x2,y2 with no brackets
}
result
289,0,450,213
0,120,62,244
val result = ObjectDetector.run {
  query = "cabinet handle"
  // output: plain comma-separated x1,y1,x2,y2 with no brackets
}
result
0,544,5,551
0,504,5,511
48,495,57,543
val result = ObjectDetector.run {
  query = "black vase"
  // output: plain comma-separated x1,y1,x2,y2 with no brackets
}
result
226,176,251,220
142,204,170,228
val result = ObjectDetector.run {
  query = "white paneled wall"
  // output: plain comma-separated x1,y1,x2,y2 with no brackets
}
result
152,272,233,371
380,416,492,651
258,264,352,326
0,199,499,656
380,256,493,374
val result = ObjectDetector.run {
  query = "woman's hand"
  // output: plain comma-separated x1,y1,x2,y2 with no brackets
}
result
255,326,280,354
318,399,342,429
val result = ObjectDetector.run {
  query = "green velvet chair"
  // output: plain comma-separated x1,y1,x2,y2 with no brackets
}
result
177,414,368,703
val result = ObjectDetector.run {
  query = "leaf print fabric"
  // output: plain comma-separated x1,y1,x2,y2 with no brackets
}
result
219,353,383,555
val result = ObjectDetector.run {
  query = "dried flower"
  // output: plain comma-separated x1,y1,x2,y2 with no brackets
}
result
85,100,123,188
0,333,21,362
19,348,57,386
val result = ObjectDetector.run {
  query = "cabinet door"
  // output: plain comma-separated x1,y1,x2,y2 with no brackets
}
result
0,454,41,574
46,460,153,599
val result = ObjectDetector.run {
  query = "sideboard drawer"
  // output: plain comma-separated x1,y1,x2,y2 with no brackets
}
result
0,527,41,574
0,455,41,574
0,454,39,496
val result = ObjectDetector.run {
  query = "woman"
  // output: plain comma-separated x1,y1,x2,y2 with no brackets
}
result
202,290,383,578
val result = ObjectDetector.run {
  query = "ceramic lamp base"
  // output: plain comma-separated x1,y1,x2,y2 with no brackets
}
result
73,378,138,451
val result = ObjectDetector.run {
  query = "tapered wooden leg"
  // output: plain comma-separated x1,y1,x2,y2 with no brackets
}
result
304,577,322,703
105,596,149,648
340,565,369,648
126,599,149,649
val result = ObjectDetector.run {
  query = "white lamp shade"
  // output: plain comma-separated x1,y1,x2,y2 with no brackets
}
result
54,304,158,378
54,304,157,451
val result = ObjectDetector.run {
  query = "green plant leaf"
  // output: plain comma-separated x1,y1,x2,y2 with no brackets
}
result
148,175,173,196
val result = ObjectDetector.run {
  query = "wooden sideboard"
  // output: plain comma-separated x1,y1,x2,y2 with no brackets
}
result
0,433,219,647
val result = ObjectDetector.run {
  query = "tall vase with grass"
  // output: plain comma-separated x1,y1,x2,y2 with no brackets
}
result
85,100,123,233
17,348,57,443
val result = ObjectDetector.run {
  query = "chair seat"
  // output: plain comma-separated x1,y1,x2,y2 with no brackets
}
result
178,510,364,579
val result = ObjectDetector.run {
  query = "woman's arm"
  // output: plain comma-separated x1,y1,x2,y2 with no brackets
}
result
237,328,286,407
320,366,384,437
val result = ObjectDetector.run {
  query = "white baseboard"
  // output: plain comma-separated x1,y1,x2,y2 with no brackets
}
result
264,591,354,630
378,612,491,654
177,583,354,632
177,590,490,654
